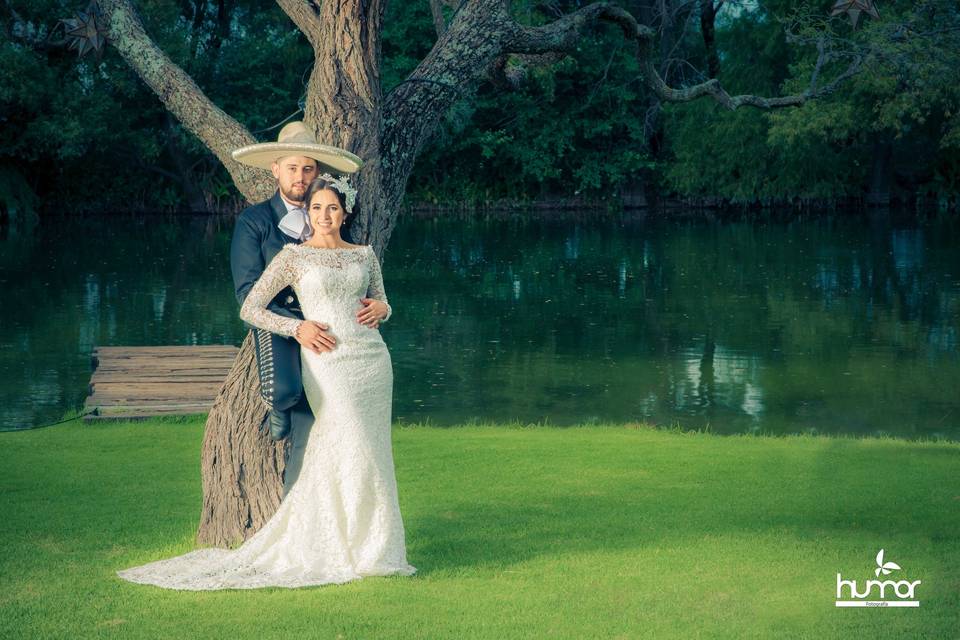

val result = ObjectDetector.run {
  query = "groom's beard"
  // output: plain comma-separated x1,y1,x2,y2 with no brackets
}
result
280,183,308,205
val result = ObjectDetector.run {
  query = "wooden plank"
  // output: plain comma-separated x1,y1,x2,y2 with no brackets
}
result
93,351,237,358
93,359,238,368
92,364,233,380
88,388,223,400
84,345,240,421
92,363,236,372
89,393,222,404
93,350,237,357
85,398,214,410
90,374,228,383
94,345,238,354
93,363,235,370
89,380,226,389
91,359,237,367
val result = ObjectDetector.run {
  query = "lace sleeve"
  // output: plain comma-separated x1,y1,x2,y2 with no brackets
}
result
240,246,302,337
366,246,392,322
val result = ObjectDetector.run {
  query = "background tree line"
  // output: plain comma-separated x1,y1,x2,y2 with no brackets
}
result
3,0,959,220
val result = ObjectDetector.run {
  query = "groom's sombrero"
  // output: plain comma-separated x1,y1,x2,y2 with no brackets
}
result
232,121,363,174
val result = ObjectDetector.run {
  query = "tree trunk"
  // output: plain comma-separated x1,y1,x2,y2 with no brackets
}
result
292,0,395,254
196,333,288,546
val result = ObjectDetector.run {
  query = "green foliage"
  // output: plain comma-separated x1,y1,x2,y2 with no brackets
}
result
663,0,960,204
1,0,313,214
400,17,654,207
2,0,957,213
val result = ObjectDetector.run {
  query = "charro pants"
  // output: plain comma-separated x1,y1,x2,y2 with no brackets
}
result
252,327,303,412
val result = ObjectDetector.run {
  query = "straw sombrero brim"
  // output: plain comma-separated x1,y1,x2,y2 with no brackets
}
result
232,142,363,174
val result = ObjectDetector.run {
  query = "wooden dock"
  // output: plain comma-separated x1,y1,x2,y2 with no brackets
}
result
84,345,239,421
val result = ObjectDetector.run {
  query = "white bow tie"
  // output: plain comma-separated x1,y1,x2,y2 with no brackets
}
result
278,208,311,241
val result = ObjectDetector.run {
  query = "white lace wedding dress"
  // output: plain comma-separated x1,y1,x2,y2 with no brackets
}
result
116,244,417,590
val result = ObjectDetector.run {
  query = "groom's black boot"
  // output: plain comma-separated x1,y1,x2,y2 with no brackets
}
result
269,407,292,441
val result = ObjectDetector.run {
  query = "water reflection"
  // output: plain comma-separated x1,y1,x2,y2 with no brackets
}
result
0,211,957,440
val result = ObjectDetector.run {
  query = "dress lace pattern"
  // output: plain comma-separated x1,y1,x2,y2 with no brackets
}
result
116,244,415,590
238,244,392,337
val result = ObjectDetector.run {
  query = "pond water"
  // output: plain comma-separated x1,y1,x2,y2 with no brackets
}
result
1,211,958,440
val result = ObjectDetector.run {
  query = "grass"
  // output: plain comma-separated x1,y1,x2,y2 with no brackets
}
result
1,417,958,639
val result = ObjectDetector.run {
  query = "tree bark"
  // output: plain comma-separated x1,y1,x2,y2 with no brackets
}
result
278,0,393,253
197,333,288,547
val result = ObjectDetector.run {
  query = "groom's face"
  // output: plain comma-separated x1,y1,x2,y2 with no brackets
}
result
272,156,318,205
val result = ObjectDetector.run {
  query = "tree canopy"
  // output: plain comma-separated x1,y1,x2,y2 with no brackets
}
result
3,0,957,220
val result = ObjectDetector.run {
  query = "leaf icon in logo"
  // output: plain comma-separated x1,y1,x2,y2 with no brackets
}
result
875,549,902,577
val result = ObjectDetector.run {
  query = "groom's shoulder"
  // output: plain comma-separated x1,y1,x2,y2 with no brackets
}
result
238,196,274,222
235,196,277,233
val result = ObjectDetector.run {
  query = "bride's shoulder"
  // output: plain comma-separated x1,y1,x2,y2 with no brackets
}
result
277,243,302,257
274,243,306,266
345,242,374,256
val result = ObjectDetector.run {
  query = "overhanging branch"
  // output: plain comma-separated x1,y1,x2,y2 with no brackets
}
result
98,0,272,201
275,0,323,49
506,2,866,110
379,0,868,215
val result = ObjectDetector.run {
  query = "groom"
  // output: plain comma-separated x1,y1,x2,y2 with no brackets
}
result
229,121,364,440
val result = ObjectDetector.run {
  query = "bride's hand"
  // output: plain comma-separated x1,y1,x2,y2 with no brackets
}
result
357,298,387,328
294,320,336,353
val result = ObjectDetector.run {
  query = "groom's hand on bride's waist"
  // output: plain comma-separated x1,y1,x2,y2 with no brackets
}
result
294,321,336,354
357,298,387,329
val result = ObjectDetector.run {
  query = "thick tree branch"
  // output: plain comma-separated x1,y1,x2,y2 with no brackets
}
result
506,2,866,110
99,0,273,202
380,0,507,188
275,0,323,49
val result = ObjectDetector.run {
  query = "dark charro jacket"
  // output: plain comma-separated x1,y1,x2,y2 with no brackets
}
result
230,190,357,330
230,191,304,326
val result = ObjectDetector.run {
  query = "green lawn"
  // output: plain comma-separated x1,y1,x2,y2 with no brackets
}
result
1,418,958,639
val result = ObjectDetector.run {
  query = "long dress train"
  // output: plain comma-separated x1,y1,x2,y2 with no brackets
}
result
116,244,416,590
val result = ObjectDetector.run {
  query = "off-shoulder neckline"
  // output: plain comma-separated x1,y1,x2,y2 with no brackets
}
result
288,243,370,252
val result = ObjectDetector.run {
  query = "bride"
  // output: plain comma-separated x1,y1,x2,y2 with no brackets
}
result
116,175,417,590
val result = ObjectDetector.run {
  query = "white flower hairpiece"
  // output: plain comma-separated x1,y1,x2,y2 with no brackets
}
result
318,173,358,213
